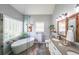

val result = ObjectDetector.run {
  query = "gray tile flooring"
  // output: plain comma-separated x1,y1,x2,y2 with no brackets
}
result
11,43,50,55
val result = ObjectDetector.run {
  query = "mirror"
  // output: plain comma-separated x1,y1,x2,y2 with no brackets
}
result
57,20,67,36
68,13,79,42
68,16,76,42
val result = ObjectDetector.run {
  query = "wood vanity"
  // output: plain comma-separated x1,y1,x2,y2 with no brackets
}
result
49,39,62,55
48,12,79,55
49,38,79,55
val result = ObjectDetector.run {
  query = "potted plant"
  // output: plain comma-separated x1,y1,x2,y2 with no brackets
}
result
20,32,28,39
49,25,55,32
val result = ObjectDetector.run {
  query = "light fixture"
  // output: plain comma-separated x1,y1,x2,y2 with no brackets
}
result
75,4,79,13
76,4,79,8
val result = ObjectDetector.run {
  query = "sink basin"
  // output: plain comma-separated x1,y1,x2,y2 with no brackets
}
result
52,38,60,41
67,51,79,55
59,43,63,46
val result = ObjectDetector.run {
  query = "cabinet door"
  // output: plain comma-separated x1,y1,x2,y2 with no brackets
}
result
76,14,79,42
49,40,55,55
52,43,62,55
49,39,62,55
54,47,62,55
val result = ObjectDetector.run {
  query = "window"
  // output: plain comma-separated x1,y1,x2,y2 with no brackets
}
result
3,15,23,42
59,20,66,35
35,22,44,32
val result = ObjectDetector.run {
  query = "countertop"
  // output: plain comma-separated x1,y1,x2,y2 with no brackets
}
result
50,38,79,55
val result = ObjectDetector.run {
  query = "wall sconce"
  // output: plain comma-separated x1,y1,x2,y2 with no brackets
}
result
62,13,67,16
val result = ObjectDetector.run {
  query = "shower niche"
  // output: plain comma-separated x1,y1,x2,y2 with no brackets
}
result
27,24,33,32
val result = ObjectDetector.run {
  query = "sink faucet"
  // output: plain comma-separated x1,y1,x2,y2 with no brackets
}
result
63,39,72,46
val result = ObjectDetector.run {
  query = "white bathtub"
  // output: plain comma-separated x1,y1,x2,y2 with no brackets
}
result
11,37,35,54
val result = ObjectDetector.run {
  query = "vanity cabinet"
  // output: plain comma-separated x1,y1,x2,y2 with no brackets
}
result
49,39,62,55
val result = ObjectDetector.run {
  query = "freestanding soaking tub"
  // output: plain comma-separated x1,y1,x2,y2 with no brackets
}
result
11,37,35,54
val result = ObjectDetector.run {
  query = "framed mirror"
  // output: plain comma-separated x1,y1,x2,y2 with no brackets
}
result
76,13,79,42
57,19,67,36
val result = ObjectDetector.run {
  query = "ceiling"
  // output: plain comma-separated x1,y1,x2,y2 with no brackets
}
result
10,4,55,15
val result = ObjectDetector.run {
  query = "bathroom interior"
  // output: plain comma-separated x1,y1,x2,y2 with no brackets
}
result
0,4,79,55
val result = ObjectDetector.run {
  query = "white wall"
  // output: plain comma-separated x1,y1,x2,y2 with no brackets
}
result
28,15,52,40
0,4,23,21
52,4,76,30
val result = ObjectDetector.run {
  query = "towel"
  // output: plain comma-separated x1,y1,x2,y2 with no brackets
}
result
66,29,74,42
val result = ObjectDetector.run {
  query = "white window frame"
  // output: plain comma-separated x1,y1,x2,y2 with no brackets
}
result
35,22,44,32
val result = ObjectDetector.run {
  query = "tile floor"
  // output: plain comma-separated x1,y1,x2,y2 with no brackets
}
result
10,43,50,55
